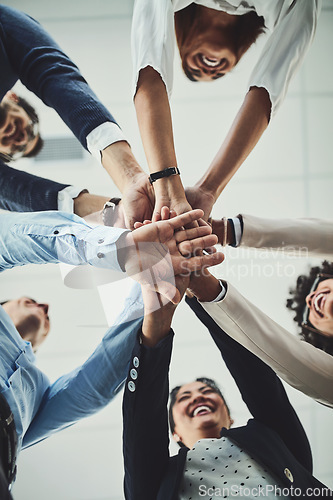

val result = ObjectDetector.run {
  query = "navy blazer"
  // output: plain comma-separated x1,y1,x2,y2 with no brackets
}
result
0,162,69,211
122,296,329,500
0,5,119,212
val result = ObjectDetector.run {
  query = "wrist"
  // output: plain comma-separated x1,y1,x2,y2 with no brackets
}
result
189,271,222,302
142,313,173,347
101,142,144,192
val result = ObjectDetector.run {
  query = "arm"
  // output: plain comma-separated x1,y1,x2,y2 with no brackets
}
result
0,161,110,215
132,0,190,219
23,285,145,448
186,275,313,471
239,214,333,258
187,87,271,215
212,214,333,257
0,5,118,149
122,277,186,499
201,281,333,407
1,6,151,226
0,161,70,212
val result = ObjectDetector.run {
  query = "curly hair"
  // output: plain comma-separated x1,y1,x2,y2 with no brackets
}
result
286,260,333,355
168,377,230,447
175,5,266,81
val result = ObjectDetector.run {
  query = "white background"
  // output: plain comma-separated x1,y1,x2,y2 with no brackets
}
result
0,0,332,498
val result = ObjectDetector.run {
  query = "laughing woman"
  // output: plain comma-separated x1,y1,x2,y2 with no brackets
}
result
131,0,320,220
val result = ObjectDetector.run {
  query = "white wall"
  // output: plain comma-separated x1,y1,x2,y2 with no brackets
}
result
0,1,332,498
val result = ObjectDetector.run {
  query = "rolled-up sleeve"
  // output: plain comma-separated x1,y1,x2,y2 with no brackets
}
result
131,0,175,98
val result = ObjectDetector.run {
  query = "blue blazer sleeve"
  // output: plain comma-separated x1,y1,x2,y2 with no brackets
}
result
122,332,174,500
0,161,69,211
0,5,119,149
186,295,313,473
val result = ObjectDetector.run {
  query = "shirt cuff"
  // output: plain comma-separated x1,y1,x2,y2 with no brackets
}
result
86,122,128,163
231,217,242,247
57,186,88,213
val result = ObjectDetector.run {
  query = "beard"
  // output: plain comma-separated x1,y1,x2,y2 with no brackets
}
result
16,314,42,344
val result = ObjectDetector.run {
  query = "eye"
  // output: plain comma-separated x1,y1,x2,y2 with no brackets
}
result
202,388,214,395
177,395,189,403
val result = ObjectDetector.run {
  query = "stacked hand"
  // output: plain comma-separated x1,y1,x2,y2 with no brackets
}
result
122,208,223,304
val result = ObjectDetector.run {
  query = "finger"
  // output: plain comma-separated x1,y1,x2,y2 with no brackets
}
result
181,251,224,273
143,220,153,225
178,234,218,257
160,206,171,220
174,225,212,244
153,211,161,222
134,221,144,229
168,209,204,231
169,209,177,219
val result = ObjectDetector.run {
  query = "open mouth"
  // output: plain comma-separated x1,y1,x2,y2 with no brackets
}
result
191,405,213,417
200,55,221,68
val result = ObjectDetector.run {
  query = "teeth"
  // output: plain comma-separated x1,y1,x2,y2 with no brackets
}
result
201,56,220,67
314,293,325,314
193,405,211,417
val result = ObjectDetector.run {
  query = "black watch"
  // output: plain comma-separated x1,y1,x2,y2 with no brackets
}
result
148,166,180,184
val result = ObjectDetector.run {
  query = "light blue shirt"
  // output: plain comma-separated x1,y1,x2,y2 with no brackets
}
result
0,210,143,452
0,283,143,452
0,211,128,272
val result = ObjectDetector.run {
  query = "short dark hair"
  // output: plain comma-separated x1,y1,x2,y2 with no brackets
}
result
175,6,266,81
0,96,44,163
286,260,333,355
168,377,230,445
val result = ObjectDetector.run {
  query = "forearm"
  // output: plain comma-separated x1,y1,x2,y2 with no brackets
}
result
135,67,186,207
101,141,144,192
0,211,127,272
202,283,333,407
198,87,271,198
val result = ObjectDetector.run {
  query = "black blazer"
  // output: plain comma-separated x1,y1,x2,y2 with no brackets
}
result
122,296,329,500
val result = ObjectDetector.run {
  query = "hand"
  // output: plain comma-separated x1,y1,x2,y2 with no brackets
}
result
185,185,216,222
120,208,224,304
121,172,155,229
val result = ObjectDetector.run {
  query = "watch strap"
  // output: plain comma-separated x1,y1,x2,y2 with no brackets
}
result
148,167,180,184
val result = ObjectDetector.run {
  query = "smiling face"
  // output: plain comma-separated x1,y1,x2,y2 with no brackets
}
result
2,297,50,351
305,278,333,337
180,28,237,82
0,92,40,161
172,381,233,449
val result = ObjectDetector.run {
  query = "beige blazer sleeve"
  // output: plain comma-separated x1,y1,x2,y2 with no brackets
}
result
240,215,333,258
202,283,333,407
